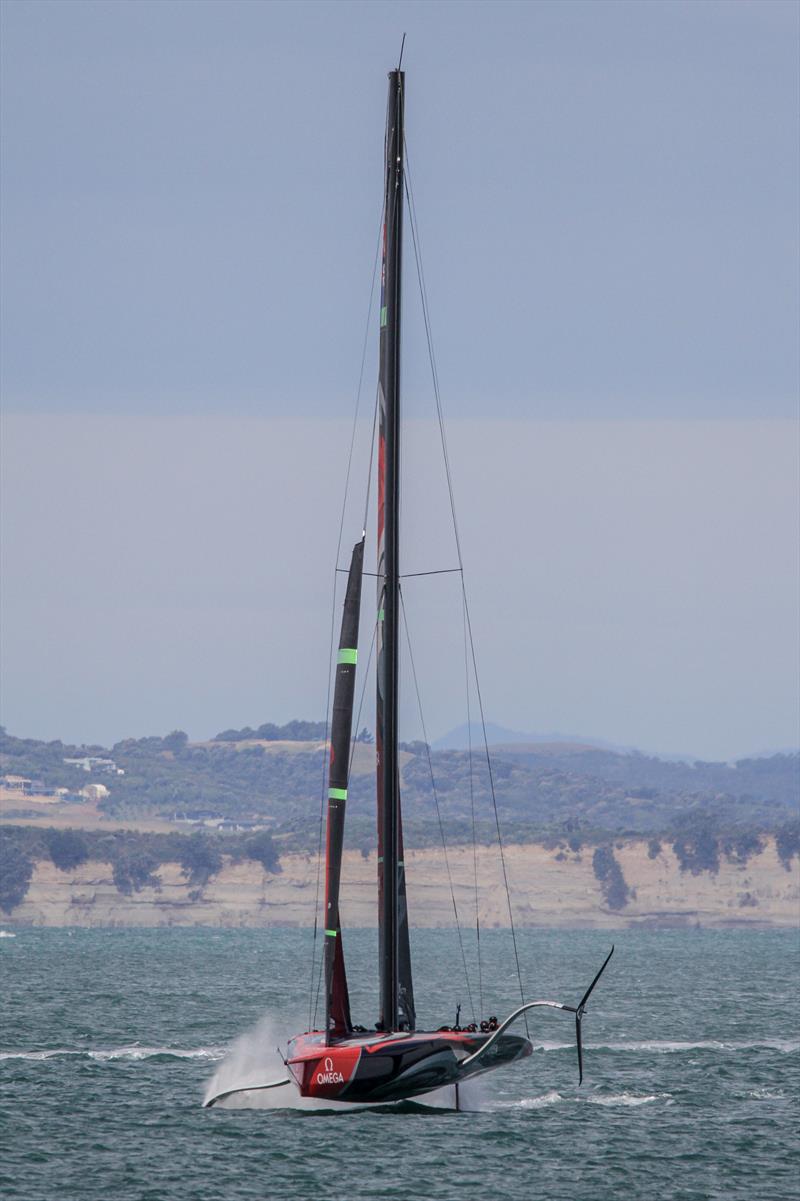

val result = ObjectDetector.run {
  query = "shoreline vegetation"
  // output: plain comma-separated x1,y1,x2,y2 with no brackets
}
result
1,723,797,927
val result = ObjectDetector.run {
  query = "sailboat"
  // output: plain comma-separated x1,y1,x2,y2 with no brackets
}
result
205,64,612,1110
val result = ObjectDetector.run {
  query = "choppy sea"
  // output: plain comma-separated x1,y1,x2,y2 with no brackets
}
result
1,927,798,1200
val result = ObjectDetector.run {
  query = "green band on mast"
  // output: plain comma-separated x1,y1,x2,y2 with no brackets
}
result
325,929,337,937
328,787,347,801
337,648,358,665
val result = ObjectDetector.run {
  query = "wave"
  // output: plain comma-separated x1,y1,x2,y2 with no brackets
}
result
532,1038,799,1054
506,1091,671,1109
515,1090,564,1109
0,1045,226,1063
2,1037,795,1068
0,930,17,938
586,1092,672,1107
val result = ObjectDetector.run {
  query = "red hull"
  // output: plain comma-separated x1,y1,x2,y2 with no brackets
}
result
286,1028,532,1104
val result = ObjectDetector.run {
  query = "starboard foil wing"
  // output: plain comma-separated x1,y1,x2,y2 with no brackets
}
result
457,947,615,1085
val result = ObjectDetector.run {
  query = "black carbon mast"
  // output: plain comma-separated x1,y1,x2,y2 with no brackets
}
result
376,68,415,1032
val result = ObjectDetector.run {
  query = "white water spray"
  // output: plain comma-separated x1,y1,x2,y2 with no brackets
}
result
202,1013,297,1110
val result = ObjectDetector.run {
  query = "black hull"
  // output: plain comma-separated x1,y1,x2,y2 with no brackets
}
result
345,1033,531,1103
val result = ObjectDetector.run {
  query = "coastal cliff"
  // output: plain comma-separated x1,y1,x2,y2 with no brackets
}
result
6,838,797,929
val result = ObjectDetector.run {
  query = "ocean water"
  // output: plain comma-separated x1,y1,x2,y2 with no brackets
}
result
1,926,797,1201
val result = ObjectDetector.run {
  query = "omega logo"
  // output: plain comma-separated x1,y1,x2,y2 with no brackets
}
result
315,1055,344,1086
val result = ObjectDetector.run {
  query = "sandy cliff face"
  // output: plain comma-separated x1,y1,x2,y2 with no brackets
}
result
6,839,798,929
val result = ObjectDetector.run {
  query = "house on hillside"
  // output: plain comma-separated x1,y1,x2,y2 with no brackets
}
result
1,775,33,792
63,757,122,775
80,783,110,802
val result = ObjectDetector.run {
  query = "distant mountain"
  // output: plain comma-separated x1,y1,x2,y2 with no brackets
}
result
433,722,640,755
738,747,800,761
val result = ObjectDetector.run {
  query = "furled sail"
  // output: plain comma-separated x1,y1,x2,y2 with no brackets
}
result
323,536,365,1042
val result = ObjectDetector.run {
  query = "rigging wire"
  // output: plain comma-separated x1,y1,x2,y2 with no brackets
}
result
400,567,462,579
399,586,476,1025
308,200,384,1030
463,595,483,1018
336,567,462,579
403,142,528,1032
362,382,380,538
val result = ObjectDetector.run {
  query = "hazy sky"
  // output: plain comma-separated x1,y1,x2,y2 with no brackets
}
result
2,414,797,761
1,1,798,758
2,0,798,419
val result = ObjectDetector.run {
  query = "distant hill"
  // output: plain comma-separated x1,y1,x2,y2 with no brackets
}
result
434,722,643,756
433,723,800,764
3,722,798,925
739,746,800,761
1,724,797,857
212,719,328,742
